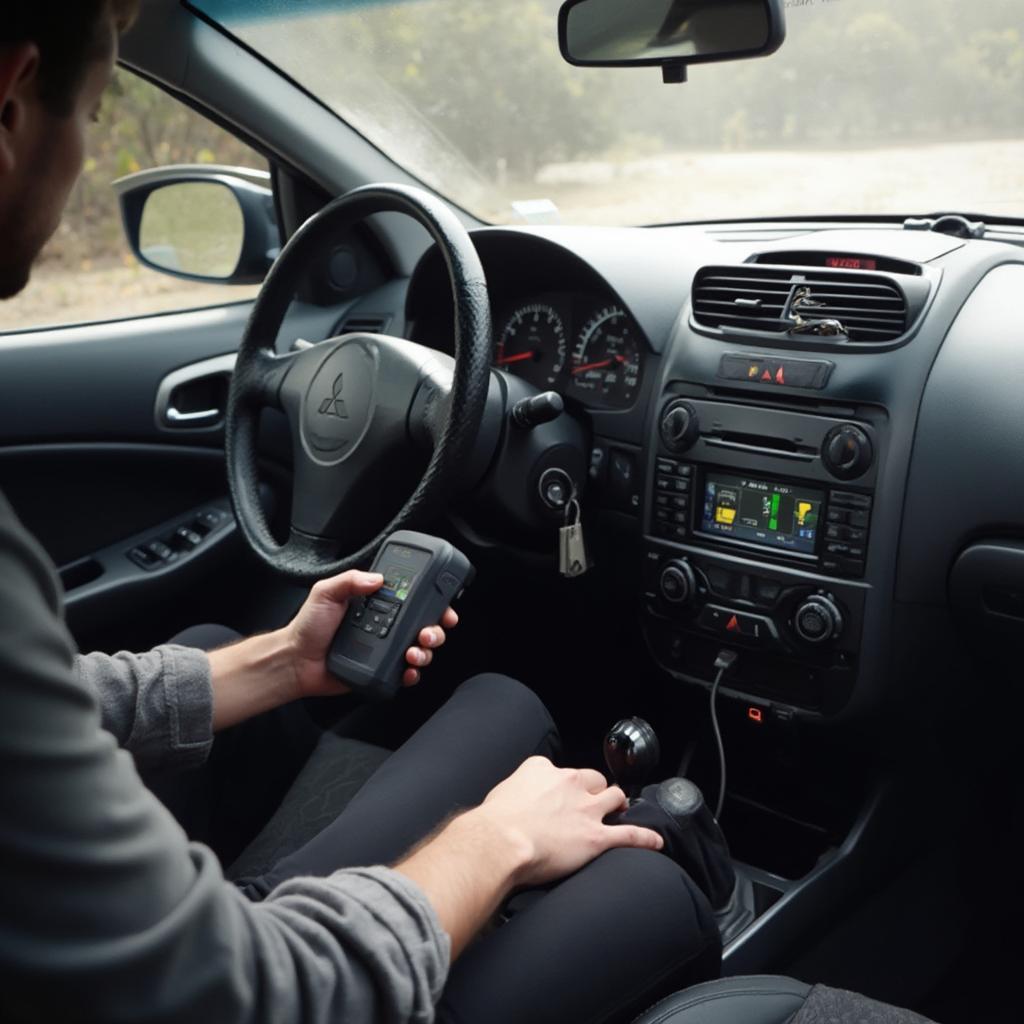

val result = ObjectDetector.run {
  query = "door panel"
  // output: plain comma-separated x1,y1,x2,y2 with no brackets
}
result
0,301,339,649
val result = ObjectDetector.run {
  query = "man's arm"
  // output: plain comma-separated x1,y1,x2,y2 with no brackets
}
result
396,758,664,959
0,499,449,1024
76,571,456,771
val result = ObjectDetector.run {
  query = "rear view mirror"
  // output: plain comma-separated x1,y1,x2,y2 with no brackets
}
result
558,0,785,83
115,166,279,284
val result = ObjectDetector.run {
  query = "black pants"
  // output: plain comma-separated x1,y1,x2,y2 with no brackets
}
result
162,629,721,1024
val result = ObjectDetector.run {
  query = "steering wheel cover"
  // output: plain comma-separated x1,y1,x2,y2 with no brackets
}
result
226,183,491,581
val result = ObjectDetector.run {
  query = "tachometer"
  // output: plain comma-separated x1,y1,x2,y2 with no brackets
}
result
568,306,641,407
495,304,567,389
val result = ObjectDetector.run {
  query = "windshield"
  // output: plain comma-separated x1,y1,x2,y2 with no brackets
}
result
193,0,1024,226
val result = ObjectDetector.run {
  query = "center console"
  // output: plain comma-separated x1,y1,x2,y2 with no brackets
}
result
642,386,883,718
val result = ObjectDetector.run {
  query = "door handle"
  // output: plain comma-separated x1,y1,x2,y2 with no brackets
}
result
166,406,222,425
154,353,237,432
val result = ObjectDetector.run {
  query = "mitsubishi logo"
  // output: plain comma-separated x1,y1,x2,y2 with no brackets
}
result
319,373,349,418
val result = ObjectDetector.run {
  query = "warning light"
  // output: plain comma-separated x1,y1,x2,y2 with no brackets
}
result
775,366,786,385
761,370,773,382
726,614,740,633
747,707,764,724
748,364,760,379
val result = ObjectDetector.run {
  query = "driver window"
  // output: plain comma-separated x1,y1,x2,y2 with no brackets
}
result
1,70,267,334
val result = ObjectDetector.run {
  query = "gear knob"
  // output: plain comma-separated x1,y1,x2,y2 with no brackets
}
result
603,717,661,799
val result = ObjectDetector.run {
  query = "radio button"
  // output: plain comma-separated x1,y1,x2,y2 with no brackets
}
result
755,578,782,604
823,426,873,480
659,560,697,605
795,596,844,644
660,400,699,453
830,490,872,510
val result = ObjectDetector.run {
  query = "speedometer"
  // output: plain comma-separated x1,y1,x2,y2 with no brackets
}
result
495,304,567,390
568,306,642,407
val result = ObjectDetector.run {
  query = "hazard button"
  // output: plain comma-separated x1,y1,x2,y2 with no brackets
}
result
698,604,779,647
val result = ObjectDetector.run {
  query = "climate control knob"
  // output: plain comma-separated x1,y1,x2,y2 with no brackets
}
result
794,595,844,645
822,424,873,480
659,559,697,606
660,400,699,453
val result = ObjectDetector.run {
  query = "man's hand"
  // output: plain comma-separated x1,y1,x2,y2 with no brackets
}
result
474,756,663,887
208,570,458,732
395,756,663,958
286,570,459,699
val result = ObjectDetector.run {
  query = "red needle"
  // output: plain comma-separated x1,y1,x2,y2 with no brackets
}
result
572,354,625,375
496,350,536,366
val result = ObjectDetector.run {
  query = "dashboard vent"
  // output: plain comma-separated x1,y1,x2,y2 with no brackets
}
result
692,266,909,343
337,313,391,335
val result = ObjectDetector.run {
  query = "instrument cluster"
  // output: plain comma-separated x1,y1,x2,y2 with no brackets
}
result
493,294,644,410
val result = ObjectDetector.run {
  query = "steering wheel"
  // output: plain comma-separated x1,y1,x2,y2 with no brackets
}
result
225,183,492,582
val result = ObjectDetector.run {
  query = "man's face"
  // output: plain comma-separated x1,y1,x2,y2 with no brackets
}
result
0,30,115,299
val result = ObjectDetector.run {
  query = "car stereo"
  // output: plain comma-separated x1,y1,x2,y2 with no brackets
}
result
698,471,824,558
652,455,873,580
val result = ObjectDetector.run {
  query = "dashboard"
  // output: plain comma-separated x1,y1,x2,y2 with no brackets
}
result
389,217,1024,725
493,296,642,410
404,232,648,412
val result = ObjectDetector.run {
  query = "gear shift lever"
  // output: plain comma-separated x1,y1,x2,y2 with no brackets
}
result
604,717,661,800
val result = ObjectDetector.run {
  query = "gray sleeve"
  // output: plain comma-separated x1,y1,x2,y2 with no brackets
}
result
75,645,214,772
0,497,450,1023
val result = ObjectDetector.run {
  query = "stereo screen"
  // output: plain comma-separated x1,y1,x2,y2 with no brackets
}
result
699,472,824,556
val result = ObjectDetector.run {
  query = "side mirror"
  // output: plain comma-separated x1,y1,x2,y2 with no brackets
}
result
558,0,785,83
114,166,279,284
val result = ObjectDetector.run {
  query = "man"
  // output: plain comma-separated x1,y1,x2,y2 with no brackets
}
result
0,4,720,1022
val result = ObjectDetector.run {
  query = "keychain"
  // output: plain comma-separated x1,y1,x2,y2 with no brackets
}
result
559,494,591,578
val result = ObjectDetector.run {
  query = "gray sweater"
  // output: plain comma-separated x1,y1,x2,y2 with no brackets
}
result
0,492,450,1023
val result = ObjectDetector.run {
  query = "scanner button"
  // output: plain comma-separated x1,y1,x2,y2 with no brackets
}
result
370,599,395,614
438,571,461,593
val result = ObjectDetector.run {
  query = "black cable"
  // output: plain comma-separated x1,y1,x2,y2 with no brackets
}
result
710,649,738,822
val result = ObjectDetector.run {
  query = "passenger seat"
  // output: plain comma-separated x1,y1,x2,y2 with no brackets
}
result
633,976,936,1024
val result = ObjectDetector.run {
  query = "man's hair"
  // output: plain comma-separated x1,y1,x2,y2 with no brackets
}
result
1,0,140,116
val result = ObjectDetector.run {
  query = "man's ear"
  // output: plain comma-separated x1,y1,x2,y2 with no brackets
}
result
0,44,42,177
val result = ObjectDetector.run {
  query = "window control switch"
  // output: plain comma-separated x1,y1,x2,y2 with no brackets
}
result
147,541,175,562
174,526,203,550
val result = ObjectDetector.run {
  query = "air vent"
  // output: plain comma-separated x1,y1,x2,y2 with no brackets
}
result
692,266,909,343
336,313,391,335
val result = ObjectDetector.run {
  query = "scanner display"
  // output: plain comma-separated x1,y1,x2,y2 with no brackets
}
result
378,544,430,601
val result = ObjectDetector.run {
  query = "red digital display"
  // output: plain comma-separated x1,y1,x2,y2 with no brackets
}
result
824,255,877,271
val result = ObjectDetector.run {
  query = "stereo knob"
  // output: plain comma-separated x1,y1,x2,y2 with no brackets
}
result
794,596,844,645
659,559,697,606
660,400,699,453
822,424,873,480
